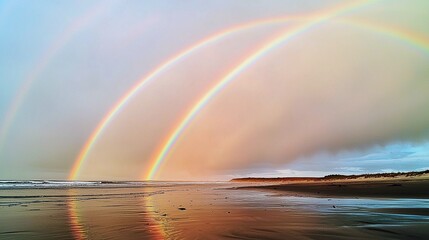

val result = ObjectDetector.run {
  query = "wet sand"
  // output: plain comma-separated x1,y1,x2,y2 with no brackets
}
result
1,182,429,239
238,179,429,199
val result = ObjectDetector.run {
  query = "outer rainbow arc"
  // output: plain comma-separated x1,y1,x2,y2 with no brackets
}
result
0,1,117,157
144,0,375,180
341,18,429,54
68,13,339,180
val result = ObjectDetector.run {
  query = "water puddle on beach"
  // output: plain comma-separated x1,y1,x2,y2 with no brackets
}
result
1,182,429,239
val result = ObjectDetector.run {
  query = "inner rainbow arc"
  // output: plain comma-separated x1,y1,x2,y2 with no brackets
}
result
144,0,377,180
72,0,429,181
145,19,429,180
68,11,344,180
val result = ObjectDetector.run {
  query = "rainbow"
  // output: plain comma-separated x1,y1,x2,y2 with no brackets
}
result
70,0,373,180
69,0,374,180
143,1,371,180
68,12,344,180
71,0,429,180
0,1,116,157
144,5,429,179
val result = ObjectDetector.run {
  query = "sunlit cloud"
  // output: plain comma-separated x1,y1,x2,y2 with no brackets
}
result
1,0,428,180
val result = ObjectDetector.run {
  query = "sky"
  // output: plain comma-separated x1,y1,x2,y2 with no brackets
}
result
0,0,429,180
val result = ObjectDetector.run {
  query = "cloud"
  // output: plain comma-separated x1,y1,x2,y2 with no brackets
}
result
2,1,429,180
160,23,429,179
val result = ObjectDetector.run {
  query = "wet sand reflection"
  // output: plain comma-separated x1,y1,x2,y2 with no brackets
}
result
66,190,87,240
65,187,166,240
138,184,337,239
3,183,429,239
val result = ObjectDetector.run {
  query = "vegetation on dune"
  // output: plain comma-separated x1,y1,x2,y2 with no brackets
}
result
231,169,429,182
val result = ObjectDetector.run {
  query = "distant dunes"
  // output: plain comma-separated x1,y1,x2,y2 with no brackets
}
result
230,169,429,182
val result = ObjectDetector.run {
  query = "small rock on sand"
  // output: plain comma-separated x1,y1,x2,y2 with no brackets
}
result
389,183,402,187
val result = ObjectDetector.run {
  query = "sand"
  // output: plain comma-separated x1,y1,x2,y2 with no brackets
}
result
237,179,429,199
1,182,429,239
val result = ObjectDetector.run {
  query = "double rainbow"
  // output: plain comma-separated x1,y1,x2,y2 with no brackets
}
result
70,0,429,180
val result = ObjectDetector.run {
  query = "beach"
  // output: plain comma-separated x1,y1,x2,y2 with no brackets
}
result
1,181,429,239
237,179,429,199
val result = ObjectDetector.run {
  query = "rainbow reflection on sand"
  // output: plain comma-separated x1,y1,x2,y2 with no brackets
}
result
1,181,429,239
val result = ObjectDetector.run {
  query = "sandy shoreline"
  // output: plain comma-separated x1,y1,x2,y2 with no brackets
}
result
1,182,429,239
237,179,429,199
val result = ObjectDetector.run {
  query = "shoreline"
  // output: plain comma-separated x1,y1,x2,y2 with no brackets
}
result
236,178,429,199
2,182,429,239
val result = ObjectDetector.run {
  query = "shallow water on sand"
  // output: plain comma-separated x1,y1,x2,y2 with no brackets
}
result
1,182,428,239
